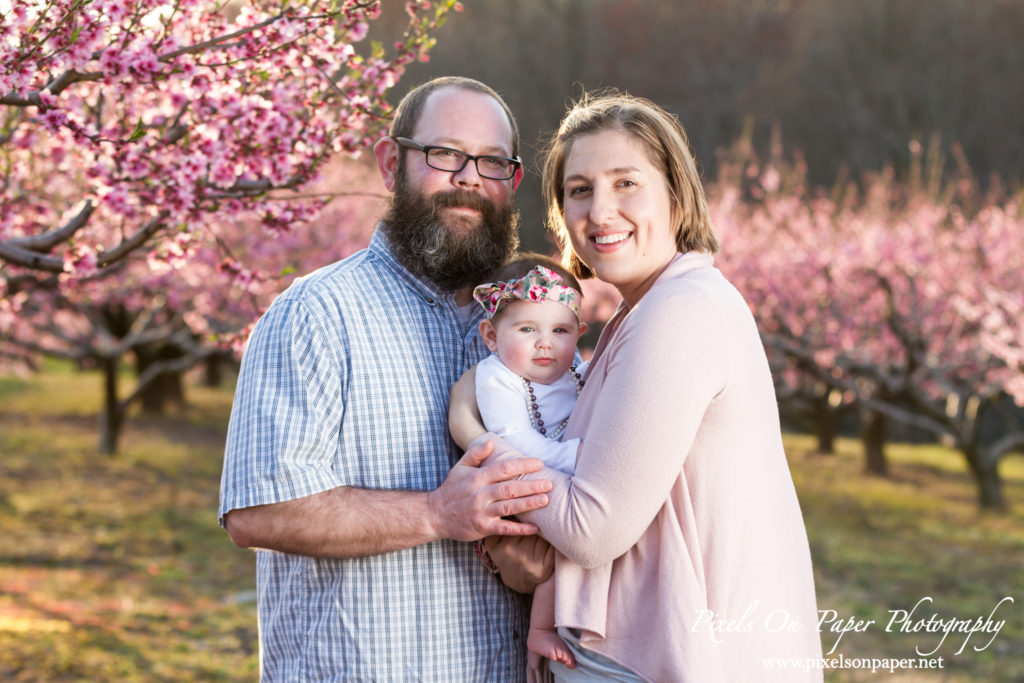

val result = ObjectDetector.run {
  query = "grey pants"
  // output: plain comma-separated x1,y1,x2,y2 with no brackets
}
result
549,628,646,683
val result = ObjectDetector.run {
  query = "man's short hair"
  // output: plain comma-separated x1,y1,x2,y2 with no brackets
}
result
390,76,520,163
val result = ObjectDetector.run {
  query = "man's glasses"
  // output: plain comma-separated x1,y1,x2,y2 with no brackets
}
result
395,137,521,181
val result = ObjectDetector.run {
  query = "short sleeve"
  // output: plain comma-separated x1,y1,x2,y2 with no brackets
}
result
218,298,347,525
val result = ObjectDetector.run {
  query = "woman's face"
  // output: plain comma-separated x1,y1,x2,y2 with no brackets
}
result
561,129,678,306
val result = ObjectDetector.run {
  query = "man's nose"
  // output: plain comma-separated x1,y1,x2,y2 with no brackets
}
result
451,159,482,189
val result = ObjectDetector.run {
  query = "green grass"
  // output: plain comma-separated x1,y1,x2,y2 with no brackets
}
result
787,435,1024,682
0,364,258,682
1,363,1021,681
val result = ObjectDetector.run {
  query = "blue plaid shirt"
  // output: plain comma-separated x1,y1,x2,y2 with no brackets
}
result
219,231,530,681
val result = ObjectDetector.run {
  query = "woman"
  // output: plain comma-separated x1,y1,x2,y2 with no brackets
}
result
451,91,823,682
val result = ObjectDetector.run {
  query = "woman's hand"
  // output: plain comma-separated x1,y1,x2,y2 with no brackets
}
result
449,365,487,450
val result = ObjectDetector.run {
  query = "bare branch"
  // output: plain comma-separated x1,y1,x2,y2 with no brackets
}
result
0,204,165,274
162,124,188,145
95,214,167,268
157,12,297,62
7,200,94,251
109,324,180,357
118,334,215,409
1,70,103,105
854,392,953,437
762,331,953,437
987,432,1024,464
203,175,307,200
46,68,100,96
0,332,91,361
0,242,65,272
269,190,389,201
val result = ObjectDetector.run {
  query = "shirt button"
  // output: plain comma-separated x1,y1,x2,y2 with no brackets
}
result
425,297,435,304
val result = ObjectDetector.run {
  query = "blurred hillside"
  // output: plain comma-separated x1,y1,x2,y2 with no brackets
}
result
372,0,1024,250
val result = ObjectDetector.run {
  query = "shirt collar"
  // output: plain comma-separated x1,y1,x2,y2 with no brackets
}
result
368,228,462,308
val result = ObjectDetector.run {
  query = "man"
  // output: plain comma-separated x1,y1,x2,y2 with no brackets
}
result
219,77,552,681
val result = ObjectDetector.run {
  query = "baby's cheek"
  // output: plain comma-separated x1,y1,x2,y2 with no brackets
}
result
558,341,578,368
504,343,534,375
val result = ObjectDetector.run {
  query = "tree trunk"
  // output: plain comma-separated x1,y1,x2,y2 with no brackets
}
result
861,409,889,476
135,343,186,413
98,357,122,455
203,352,223,387
813,399,838,455
964,446,1006,511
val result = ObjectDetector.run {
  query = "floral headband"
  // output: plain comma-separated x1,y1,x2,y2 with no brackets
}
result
473,265,581,319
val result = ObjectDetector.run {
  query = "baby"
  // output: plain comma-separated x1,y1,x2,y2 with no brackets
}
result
471,253,587,673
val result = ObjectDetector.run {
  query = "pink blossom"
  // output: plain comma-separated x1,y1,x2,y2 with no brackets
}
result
2,0,462,370
39,108,69,132
349,21,369,41
63,244,99,276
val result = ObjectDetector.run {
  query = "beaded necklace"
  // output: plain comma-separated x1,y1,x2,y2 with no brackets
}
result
522,365,585,440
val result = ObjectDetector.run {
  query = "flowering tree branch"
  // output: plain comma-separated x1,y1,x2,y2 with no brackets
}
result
1,0,460,286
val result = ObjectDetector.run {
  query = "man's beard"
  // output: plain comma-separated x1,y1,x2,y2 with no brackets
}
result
381,174,519,292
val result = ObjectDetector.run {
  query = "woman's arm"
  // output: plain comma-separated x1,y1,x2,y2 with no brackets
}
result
502,287,731,569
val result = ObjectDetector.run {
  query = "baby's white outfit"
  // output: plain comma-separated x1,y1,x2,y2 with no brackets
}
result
475,353,588,475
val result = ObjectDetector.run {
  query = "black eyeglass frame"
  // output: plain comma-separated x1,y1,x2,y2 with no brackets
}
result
394,137,522,180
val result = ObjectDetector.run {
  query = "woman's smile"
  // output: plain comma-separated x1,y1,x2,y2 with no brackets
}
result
591,231,632,249
562,129,679,306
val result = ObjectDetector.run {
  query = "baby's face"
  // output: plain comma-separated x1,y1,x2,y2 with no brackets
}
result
484,300,582,384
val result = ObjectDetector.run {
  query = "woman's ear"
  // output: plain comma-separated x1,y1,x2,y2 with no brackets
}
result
479,319,500,352
374,136,400,192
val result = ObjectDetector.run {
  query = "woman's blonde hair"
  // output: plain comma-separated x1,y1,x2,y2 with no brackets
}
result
540,90,719,279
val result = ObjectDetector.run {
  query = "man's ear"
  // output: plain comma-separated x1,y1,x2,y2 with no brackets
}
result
512,164,524,192
374,136,399,192
479,319,500,352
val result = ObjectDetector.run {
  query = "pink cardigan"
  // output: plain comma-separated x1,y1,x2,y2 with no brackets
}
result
487,252,823,681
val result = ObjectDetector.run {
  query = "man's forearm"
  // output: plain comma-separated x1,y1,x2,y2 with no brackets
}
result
225,486,440,558
226,440,554,558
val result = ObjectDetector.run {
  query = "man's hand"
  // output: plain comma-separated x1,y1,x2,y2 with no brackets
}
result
225,438,552,560
484,534,554,594
428,439,552,541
